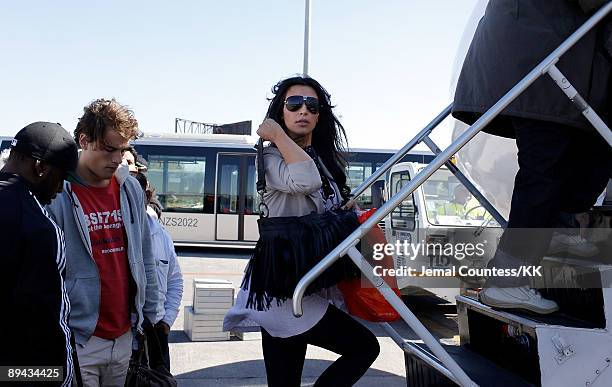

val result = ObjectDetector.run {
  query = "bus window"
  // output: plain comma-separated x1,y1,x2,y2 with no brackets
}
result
371,180,385,208
245,163,260,215
148,155,206,213
347,162,375,208
217,161,239,214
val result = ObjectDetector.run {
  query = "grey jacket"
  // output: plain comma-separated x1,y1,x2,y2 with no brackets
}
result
260,146,327,217
452,0,611,138
46,173,158,345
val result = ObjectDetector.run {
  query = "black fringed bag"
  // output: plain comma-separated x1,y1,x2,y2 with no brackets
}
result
241,139,361,311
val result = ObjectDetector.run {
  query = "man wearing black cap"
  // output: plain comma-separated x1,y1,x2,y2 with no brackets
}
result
0,122,81,386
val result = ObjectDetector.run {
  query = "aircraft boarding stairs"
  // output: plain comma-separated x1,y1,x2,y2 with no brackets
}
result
291,3,612,386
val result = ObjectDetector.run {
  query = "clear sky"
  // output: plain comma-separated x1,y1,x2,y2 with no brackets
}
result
0,0,476,150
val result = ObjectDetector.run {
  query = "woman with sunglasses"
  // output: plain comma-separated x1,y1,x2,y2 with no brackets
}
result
224,76,380,386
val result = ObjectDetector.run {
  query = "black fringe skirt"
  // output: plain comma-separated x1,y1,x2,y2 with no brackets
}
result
241,209,361,310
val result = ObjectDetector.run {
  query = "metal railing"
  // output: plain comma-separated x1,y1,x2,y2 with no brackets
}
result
292,2,612,386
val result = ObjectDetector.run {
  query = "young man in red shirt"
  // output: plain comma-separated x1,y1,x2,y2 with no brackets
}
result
47,99,158,386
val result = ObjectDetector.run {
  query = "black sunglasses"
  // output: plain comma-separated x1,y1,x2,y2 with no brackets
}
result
284,95,320,114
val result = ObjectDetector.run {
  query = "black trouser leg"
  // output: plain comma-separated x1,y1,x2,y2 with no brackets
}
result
488,118,611,286
261,328,307,387
304,305,380,387
154,324,171,372
261,305,380,387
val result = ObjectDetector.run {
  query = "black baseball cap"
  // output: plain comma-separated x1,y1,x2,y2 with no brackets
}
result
11,122,86,186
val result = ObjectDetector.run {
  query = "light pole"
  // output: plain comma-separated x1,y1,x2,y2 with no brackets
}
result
303,0,311,76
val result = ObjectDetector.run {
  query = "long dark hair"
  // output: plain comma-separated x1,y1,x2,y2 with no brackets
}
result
265,76,351,200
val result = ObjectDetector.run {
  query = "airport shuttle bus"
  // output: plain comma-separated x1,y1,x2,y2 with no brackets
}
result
130,133,434,247
0,133,432,247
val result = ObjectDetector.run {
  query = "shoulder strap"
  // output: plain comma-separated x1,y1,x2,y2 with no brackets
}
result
255,139,269,218
70,331,83,387
303,147,337,202
255,138,266,194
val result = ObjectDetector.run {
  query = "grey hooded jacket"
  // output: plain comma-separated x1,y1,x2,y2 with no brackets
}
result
46,172,158,345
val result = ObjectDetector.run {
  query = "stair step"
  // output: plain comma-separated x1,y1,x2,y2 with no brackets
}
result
404,342,535,387
457,295,604,329
592,204,612,211
541,254,611,269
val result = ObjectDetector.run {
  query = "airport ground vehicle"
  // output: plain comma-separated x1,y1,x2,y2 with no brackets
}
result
384,161,501,302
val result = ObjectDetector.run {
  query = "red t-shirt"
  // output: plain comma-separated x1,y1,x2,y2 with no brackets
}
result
73,176,132,339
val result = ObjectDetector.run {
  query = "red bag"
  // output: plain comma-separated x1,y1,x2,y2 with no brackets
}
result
338,208,401,322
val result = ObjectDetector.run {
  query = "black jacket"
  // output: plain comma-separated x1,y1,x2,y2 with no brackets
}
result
452,0,612,138
0,173,72,386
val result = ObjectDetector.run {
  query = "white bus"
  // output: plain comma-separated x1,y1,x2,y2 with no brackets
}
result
129,133,434,247
0,133,433,247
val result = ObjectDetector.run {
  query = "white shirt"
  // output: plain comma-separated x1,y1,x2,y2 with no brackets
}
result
147,207,184,326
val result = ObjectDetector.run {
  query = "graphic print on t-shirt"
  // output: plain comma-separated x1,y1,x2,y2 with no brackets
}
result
85,209,124,254
72,176,132,339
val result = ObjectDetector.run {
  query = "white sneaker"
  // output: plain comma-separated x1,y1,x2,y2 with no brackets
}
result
479,286,559,314
547,233,599,257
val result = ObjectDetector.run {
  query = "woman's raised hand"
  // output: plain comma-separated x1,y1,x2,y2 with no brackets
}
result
257,119,284,142
341,199,358,211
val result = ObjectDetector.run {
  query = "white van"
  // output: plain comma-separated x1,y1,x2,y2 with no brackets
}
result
383,161,503,301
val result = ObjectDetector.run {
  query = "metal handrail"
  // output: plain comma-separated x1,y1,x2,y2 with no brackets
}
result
292,3,612,386
349,104,452,200
345,246,477,386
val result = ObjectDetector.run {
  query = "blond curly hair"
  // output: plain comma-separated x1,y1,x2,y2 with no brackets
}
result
75,98,139,146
